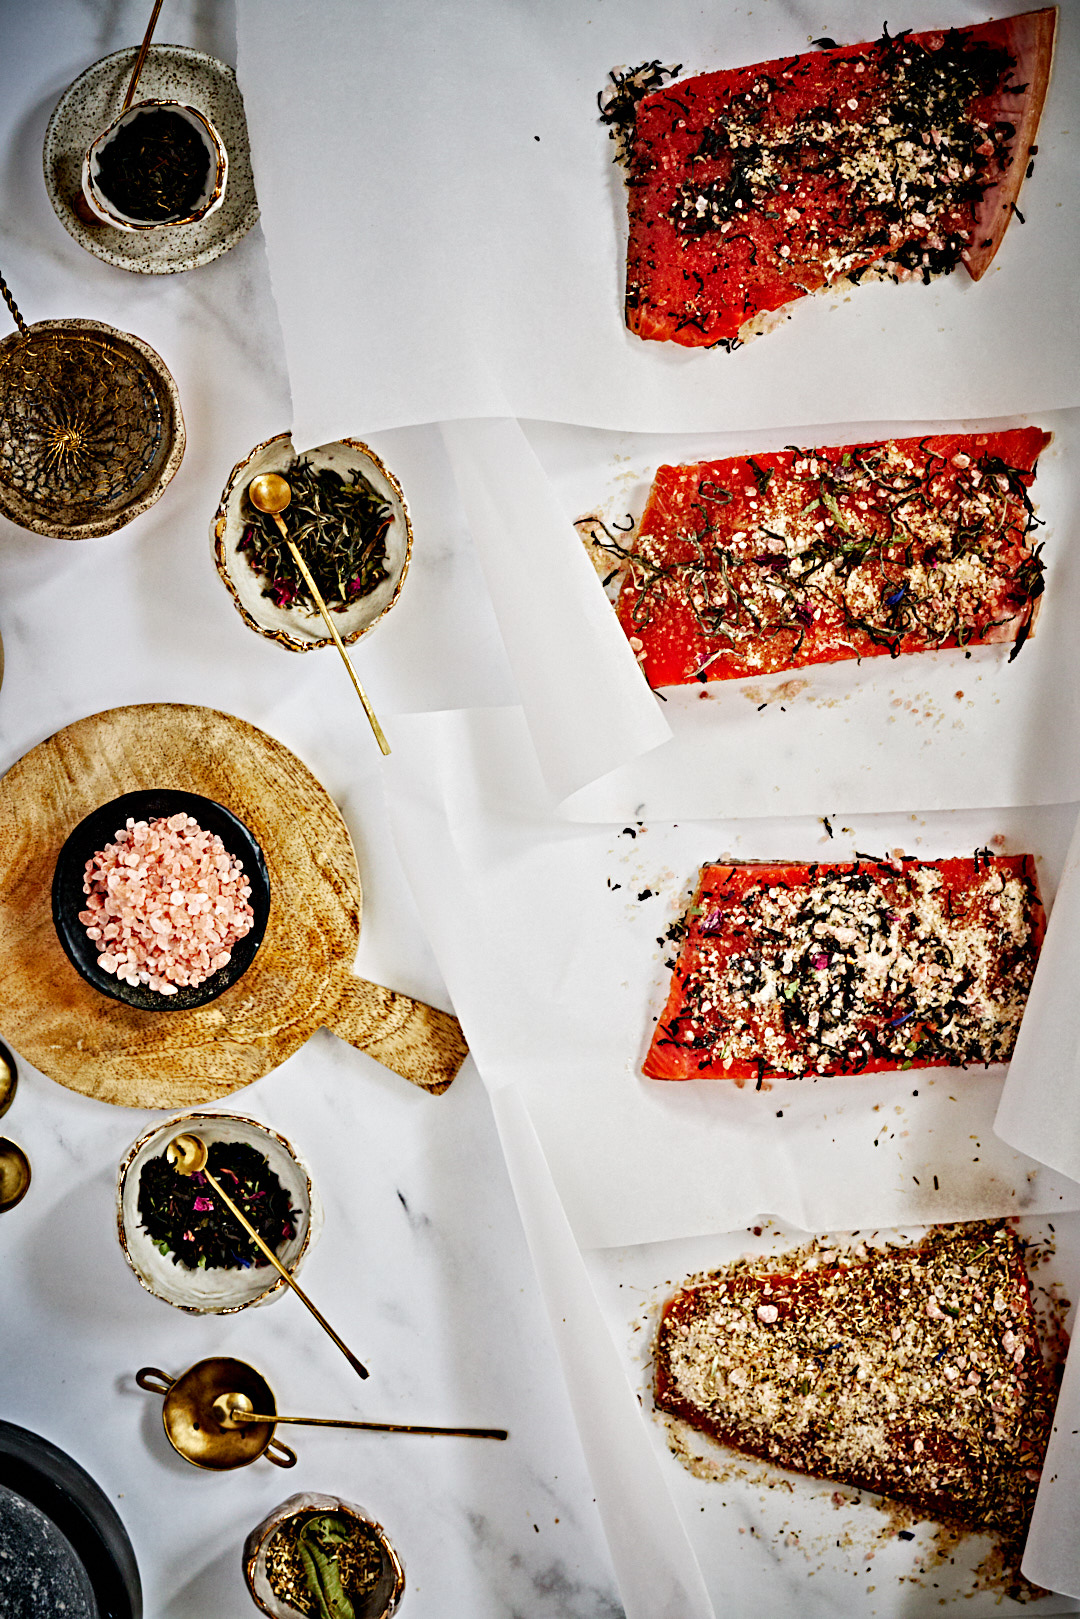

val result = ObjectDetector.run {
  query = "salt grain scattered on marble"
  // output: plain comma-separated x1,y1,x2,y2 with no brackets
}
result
79,813,254,994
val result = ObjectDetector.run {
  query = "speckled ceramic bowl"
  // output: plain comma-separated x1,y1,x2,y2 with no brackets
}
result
44,45,258,275
212,433,413,653
82,99,227,230
117,1111,321,1315
244,1494,405,1619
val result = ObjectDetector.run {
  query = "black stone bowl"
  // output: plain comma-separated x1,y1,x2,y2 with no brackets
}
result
0,1420,141,1619
52,789,270,1012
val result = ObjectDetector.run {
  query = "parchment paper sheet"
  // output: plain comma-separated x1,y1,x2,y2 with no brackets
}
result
494,1087,1080,1617
997,806,1080,1184
235,0,1080,441
583,1210,1080,1618
383,704,1080,1251
538,408,1077,817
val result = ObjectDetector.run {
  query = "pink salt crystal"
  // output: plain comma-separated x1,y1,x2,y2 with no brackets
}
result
80,813,255,993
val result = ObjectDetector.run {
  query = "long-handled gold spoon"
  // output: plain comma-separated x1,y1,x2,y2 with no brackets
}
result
73,0,167,225
166,1132,369,1381
213,1390,507,1442
247,473,390,755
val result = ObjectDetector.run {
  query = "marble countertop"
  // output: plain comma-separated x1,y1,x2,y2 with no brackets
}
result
0,2,624,1614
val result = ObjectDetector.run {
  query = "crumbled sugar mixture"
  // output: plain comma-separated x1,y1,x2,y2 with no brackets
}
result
655,1223,1055,1543
614,429,1048,688
645,854,1043,1082
79,813,254,994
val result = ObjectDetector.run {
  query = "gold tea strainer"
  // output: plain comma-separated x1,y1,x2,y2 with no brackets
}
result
0,268,185,538
137,1357,508,1470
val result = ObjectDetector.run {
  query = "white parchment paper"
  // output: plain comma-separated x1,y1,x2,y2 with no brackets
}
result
235,0,1080,441
996,806,1080,1183
383,704,1080,1251
580,1210,1080,1619
440,418,669,800
529,409,1078,818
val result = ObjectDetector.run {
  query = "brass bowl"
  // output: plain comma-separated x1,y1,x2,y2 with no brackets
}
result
136,1358,295,1471
212,432,412,653
243,1493,405,1619
0,319,185,539
0,1137,30,1212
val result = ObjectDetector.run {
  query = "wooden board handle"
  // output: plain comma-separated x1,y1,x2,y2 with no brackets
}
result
322,975,468,1094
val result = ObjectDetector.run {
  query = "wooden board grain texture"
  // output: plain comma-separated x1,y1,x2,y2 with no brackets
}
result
0,705,467,1107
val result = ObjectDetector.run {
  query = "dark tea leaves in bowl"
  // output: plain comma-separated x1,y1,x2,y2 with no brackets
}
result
138,1140,297,1270
240,460,392,614
96,108,211,222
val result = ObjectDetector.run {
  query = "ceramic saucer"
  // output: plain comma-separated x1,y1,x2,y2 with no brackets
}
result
43,45,259,275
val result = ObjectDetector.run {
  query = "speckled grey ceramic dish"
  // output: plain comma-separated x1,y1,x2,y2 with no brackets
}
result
44,45,258,274
117,1111,322,1315
213,434,413,653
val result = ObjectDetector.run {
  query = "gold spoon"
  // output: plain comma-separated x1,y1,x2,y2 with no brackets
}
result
247,473,390,755
121,0,166,114
213,1390,508,1442
166,1132,369,1381
73,0,166,225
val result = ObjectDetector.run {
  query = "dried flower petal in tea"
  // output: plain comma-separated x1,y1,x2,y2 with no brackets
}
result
239,460,392,616
137,1140,298,1270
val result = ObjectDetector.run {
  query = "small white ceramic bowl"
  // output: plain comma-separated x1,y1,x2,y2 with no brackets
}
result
82,99,227,229
243,1493,406,1619
212,433,413,653
117,1111,321,1314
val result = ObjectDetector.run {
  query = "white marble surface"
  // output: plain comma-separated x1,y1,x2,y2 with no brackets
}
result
0,3,623,1615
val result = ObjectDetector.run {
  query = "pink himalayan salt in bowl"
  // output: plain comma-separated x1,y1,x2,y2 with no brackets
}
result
53,790,270,1012
79,812,254,996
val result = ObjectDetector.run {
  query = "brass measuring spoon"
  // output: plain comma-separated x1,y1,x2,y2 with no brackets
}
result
247,473,390,755
166,1132,369,1380
214,1390,508,1442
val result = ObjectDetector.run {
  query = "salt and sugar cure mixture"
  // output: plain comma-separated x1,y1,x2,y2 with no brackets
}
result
654,1223,1057,1582
79,813,254,994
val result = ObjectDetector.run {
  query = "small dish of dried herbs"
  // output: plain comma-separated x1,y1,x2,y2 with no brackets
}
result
137,1139,297,1271
244,1495,405,1619
213,434,412,655
117,1111,321,1315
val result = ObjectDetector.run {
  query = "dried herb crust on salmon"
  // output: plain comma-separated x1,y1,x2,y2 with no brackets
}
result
620,11,1055,346
614,427,1050,689
644,854,1045,1083
654,1223,1055,1543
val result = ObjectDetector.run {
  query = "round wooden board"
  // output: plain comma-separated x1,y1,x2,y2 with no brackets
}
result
0,705,465,1107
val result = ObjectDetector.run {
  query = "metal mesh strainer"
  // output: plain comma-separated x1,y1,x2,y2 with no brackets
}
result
0,268,185,539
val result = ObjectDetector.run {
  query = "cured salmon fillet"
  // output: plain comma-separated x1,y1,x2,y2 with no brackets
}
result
615,426,1051,689
644,855,1045,1082
655,1223,1055,1539
624,11,1056,346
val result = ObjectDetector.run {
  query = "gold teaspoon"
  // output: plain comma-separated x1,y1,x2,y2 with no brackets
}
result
213,1390,507,1441
247,473,390,755
167,1133,369,1381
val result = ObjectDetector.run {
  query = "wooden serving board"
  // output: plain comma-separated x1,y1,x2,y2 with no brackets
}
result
0,705,467,1108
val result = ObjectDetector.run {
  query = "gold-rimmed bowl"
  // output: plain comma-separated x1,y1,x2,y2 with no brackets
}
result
244,1493,405,1619
117,1111,321,1314
82,99,227,230
212,433,413,653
